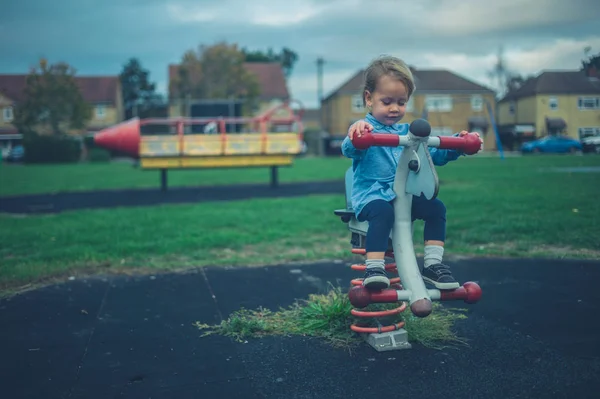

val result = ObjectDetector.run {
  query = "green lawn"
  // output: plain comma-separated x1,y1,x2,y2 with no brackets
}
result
1,154,599,294
0,157,348,196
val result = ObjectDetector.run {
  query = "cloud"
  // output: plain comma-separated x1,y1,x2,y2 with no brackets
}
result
422,0,600,36
167,4,218,23
288,67,360,107
504,36,600,72
0,0,599,109
166,0,350,27
415,35,600,95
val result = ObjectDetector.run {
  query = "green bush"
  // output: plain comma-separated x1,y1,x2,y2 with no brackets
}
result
83,135,95,148
23,133,81,164
88,148,111,162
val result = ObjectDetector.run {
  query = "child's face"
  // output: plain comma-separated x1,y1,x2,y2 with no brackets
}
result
364,74,409,126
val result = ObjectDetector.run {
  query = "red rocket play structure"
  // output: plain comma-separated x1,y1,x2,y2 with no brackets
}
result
93,102,305,190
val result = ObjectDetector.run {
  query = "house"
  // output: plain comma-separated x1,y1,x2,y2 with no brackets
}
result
497,69,600,149
167,62,290,121
76,76,124,135
300,108,322,131
0,77,21,155
0,74,123,154
320,67,498,151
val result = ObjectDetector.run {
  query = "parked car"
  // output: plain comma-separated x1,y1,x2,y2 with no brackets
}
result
582,136,600,154
520,136,582,154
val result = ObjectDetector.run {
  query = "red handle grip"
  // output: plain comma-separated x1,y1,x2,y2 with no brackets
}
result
351,131,399,149
351,128,481,155
438,134,481,155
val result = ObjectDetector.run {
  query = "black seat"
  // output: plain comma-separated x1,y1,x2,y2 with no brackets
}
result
333,209,354,223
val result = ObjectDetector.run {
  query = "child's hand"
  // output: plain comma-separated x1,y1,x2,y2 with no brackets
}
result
348,120,373,139
459,130,483,145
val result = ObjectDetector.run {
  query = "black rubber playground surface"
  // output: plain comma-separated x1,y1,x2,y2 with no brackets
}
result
0,180,345,214
2,257,600,398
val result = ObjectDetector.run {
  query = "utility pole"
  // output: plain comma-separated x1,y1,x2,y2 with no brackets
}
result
316,57,324,105
316,57,325,156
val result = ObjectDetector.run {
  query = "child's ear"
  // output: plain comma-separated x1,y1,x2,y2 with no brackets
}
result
364,90,372,108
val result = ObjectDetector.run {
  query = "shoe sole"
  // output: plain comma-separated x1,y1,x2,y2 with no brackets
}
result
422,276,460,290
363,276,390,291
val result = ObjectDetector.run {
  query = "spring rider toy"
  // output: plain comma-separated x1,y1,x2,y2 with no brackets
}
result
334,119,482,351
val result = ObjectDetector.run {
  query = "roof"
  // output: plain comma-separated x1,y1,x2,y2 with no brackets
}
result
168,62,289,101
324,70,364,101
0,74,120,105
0,75,27,103
243,63,289,100
0,127,18,135
412,69,494,93
323,67,495,102
499,70,600,103
74,77,120,104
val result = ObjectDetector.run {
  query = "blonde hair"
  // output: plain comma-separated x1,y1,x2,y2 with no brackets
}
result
362,55,416,106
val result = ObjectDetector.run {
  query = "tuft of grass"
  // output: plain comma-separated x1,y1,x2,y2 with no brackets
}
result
194,286,468,350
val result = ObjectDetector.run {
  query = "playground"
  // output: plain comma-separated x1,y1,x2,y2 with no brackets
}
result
1,115,600,397
2,258,600,398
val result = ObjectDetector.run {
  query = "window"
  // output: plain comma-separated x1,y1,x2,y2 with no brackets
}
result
351,95,363,113
578,127,600,139
95,104,106,119
578,97,600,110
548,97,558,110
430,127,454,136
2,106,13,122
424,95,452,112
471,95,483,111
509,101,516,115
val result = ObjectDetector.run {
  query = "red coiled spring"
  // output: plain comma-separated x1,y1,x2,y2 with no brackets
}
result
349,248,407,333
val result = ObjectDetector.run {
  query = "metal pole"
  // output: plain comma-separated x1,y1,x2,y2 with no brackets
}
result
270,166,279,188
160,169,168,191
228,96,234,133
317,57,325,156
317,57,324,104
486,100,505,160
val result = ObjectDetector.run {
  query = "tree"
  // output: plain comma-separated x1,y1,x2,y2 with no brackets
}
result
506,74,524,92
486,45,534,98
13,58,92,136
171,49,203,100
581,47,600,74
119,58,161,119
487,46,511,99
172,42,260,105
279,48,299,78
242,46,299,77
242,47,273,63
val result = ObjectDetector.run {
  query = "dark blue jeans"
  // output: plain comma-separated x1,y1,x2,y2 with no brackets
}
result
357,195,447,252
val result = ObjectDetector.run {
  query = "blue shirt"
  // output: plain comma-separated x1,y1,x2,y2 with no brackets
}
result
341,113,463,217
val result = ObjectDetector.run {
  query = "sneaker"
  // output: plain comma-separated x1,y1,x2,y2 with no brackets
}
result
422,263,460,290
362,268,390,291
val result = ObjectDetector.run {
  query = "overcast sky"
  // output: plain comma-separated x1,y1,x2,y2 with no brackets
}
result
2,0,599,109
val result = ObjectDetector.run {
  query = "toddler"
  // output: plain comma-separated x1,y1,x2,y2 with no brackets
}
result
341,55,482,291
